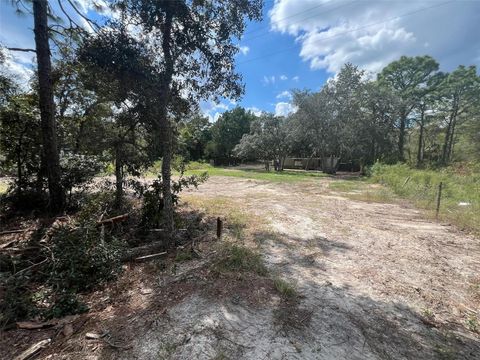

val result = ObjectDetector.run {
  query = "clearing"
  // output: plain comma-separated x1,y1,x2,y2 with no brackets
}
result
2,172,479,359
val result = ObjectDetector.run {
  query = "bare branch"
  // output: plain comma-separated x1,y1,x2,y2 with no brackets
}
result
6,47,36,53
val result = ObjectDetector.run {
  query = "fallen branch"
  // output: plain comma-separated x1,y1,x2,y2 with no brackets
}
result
14,339,51,360
121,240,166,262
135,252,167,262
17,320,57,330
0,229,32,236
0,238,20,249
97,214,129,226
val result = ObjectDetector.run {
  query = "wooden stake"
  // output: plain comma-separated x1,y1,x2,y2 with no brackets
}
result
436,182,443,219
216,217,223,239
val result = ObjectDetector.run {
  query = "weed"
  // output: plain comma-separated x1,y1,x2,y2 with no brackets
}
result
370,162,480,234
466,316,479,333
175,250,193,262
215,243,268,276
273,277,297,299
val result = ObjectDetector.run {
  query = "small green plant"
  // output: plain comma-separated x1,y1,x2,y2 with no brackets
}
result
175,250,193,262
466,316,478,333
273,277,297,299
215,243,267,276
422,308,435,320
47,223,124,292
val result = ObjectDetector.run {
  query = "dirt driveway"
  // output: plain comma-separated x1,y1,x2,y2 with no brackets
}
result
10,175,477,360
110,175,478,360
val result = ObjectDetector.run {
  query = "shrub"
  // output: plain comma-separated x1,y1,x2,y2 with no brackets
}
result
135,172,208,229
47,223,124,292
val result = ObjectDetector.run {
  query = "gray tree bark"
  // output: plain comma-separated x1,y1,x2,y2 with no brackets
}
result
33,0,65,212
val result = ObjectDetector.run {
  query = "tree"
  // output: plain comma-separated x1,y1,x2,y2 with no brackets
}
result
437,65,480,164
83,1,262,238
207,107,257,165
178,114,212,161
378,56,440,161
234,113,290,170
32,0,65,211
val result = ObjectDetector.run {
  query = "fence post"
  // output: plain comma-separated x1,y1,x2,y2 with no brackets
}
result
436,182,443,219
216,217,223,239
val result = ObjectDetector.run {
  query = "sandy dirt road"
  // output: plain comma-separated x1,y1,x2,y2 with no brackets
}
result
11,175,477,360
114,175,479,360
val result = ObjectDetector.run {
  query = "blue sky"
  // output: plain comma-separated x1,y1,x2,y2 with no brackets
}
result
1,0,480,121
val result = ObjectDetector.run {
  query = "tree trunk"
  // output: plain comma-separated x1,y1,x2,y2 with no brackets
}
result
33,0,64,212
442,109,456,165
114,145,123,207
398,112,406,162
159,10,175,241
416,108,425,167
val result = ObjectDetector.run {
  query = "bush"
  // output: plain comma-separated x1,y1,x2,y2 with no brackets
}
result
135,172,208,229
47,223,124,292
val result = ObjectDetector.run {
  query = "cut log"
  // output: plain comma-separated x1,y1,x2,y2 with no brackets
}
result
14,339,51,360
96,214,129,226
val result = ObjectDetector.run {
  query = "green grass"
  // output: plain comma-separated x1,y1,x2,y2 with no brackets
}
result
214,243,268,276
370,162,480,235
273,277,298,299
184,163,328,183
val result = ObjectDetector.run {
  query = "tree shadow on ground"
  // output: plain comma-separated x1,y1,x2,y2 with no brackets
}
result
4,223,479,359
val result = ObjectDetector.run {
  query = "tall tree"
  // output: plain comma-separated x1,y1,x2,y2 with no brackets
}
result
378,56,440,161
234,113,290,170
88,0,262,238
438,65,480,164
207,107,256,164
33,0,65,211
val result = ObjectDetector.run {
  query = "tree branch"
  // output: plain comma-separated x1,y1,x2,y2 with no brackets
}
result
6,47,36,53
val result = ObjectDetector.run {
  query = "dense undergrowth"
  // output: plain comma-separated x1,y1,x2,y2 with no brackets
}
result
370,162,480,235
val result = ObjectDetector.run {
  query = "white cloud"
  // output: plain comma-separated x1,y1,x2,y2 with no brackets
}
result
246,107,263,116
262,75,276,85
239,45,250,55
200,100,230,122
1,51,34,88
269,0,480,74
292,76,300,82
276,90,292,100
275,102,297,117
279,75,288,80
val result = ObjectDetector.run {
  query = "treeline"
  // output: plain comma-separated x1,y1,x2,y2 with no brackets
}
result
180,56,480,172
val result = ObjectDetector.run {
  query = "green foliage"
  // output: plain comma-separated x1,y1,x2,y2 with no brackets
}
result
370,162,480,234
215,243,267,276
47,224,124,292
43,291,89,320
61,153,103,195
0,276,37,325
207,107,257,164
135,172,208,229
234,113,290,169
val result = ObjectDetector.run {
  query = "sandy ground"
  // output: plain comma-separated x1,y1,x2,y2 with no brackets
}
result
3,175,479,359
114,176,479,359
